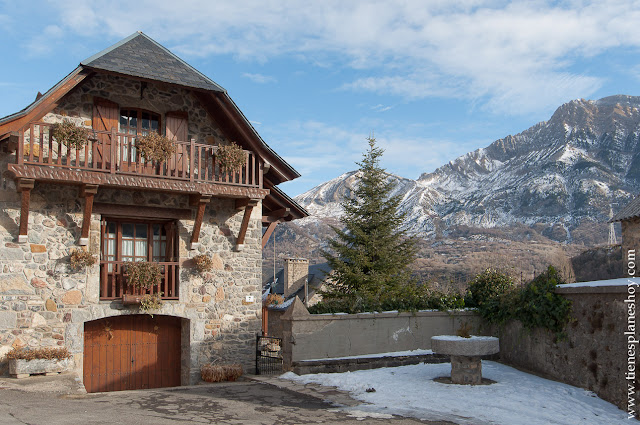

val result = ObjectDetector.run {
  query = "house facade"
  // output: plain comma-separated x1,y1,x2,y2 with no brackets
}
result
0,32,306,392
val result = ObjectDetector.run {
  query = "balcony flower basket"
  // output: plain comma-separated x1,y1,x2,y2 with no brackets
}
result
216,142,245,173
140,292,164,317
123,261,162,305
50,120,89,151
7,347,72,378
136,132,175,163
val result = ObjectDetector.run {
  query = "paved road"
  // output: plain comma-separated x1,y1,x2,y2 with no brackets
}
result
0,375,456,425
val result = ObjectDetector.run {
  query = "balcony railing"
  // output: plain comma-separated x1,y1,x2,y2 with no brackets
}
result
17,122,262,187
99,261,179,301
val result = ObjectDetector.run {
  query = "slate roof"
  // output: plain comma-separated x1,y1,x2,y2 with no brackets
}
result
263,263,331,300
612,195,640,222
81,32,224,92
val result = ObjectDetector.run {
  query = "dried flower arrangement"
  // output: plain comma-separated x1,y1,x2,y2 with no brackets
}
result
69,249,97,270
140,293,164,316
50,120,89,150
125,261,162,290
265,293,285,306
201,363,243,382
6,347,71,361
136,132,175,162
192,254,214,273
456,322,473,338
216,142,245,173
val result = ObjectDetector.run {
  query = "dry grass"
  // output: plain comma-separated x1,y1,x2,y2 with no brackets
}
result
201,364,243,382
6,347,71,361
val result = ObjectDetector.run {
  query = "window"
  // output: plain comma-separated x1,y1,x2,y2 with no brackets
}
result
99,218,179,300
120,109,161,162
120,109,160,136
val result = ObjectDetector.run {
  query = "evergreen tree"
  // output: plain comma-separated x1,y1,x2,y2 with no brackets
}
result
321,137,417,305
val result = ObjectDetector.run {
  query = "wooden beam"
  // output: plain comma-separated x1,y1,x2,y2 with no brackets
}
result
79,184,98,246
235,198,250,210
262,208,290,224
0,69,90,135
235,204,254,252
93,203,192,220
261,221,280,249
16,179,35,243
190,195,211,249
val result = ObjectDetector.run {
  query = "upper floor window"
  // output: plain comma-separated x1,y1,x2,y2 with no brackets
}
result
120,109,160,136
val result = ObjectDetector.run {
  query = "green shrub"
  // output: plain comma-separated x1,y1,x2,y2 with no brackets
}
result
309,283,464,314
515,266,572,335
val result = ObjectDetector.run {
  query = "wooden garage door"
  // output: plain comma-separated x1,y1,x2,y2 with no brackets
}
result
83,315,181,393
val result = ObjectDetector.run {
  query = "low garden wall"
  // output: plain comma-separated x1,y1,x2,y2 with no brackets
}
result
267,299,490,369
499,281,636,412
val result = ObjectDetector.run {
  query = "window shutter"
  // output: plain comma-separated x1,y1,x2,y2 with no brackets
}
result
165,111,188,142
92,98,119,167
166,111,188,177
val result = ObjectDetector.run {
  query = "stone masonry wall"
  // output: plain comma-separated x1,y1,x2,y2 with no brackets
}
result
499,285,635,412
43,73,232,146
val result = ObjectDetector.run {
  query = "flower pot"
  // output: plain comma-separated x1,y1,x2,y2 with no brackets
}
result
9,358,71,378
122,294,144,305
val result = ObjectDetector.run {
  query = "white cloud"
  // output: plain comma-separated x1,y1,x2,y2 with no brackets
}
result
242,73,277,84
23,25,65,56
44,0,640,115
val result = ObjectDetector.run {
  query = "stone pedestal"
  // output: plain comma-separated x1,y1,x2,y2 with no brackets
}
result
431,335,499,385
450,355,482,385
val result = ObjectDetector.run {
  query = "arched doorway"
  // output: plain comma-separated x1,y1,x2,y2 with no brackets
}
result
83,315,181,393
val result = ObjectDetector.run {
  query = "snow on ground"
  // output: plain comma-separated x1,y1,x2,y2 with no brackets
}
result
299,349,433,362
281,361,628,424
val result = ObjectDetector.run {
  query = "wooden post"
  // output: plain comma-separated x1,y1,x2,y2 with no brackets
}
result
17,179,35,243
189,194,211,249
110,127,117,173
79,184,99,246
261,222,278,249
189,138,195,182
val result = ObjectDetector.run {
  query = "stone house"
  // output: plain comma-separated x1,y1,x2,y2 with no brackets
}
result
0,32,307,392
612,194,640,276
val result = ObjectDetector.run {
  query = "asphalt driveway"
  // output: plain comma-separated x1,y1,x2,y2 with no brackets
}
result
0,374,455,424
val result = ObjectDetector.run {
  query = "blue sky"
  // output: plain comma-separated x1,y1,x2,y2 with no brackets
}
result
1,1,639,196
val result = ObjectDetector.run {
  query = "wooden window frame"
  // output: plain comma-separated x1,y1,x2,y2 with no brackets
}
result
119,108,162,136
101,217,177,263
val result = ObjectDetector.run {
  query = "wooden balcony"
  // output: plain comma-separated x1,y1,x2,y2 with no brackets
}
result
9,122,264,194
99,261,179,301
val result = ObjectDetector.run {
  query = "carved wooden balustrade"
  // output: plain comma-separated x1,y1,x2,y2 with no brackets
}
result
16,122,262,188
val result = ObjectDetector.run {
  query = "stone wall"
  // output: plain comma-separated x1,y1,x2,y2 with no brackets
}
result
499,284,636,412
43,73,231,146
268,299,490,369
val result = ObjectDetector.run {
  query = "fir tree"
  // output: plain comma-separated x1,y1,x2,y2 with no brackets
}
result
321,137,417,306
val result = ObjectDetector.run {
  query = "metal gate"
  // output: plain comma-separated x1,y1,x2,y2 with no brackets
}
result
256,335,283,375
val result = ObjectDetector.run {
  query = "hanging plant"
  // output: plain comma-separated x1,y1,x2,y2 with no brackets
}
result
192,254,214,273
125,261,162,290
140,292,164,317
69,249,97,271
216,142,245,173
136,132,175,162
50,119,89,150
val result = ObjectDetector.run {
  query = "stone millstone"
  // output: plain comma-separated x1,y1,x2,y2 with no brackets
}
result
431,336,499,357
431,336,499,385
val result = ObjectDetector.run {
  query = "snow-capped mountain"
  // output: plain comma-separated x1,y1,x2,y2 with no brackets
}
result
295,95,640,243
